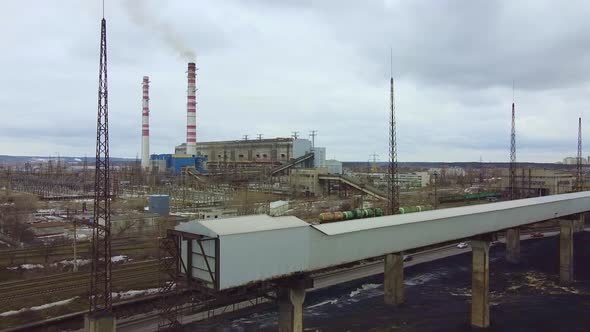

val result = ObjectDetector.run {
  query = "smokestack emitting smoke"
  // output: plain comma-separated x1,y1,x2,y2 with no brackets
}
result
123,0,195,62
186,63,197,155
141,76,150,169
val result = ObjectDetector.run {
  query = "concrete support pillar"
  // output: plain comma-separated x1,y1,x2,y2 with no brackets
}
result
384,252,404,305
574,213,585,233
471,240,490,328
505,228,520,263
84,312,116,332
278,282,306,332
560,219,574,284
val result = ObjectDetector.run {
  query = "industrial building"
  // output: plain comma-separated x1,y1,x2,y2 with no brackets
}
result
352,171,430,189
150,154,208,174
174,138,313,164
500,168,575,196
398,171,430,188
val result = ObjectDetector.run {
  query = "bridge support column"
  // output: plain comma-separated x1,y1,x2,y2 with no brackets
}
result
384,253,404,305
471,240,490,328
84,312,116,332
574,213,585,233
505,228,520,263
560,219,574,284
278,281,307,332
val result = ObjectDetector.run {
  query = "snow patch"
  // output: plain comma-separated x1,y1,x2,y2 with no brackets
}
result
307,299,338,309
111,255,129,263
349,283,380,297
405,272,443,286
0,297,78,317
7,264,44,271
112,287,160,300
51,258,91,267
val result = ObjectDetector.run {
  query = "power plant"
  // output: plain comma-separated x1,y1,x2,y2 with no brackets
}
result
2,3,590,332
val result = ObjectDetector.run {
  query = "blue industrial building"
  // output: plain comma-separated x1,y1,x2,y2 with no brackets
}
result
150,154,208,175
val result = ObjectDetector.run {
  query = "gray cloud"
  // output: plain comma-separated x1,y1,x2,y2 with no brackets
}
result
0,1,589,163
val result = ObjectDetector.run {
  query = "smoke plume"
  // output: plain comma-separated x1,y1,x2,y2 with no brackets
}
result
123,0,196,62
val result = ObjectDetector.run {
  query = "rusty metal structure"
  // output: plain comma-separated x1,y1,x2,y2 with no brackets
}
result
508,100,517,200
158,231,183,330
387,63,400,215
576,117,583,191
89,17,113,313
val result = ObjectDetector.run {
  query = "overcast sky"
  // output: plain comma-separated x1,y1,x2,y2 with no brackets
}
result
1,0,589,162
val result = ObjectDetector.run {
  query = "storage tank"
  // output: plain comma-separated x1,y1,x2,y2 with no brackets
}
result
319,212,335,222
149,195,170,216
398,205,433,214
319,207,387,223
343,211,355,220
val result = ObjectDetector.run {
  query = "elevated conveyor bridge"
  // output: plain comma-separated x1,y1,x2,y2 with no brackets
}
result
270,152,314,176
167,192,590,329
318,174,387,200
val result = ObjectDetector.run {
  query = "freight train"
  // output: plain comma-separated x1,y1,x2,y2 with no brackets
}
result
318,205,434,223
439,192,501,204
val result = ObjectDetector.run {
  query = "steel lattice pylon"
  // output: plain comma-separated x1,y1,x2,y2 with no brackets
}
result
508,102,517,200
387,76,400,215
158,232,182,330
90,18,113,313
576,117,583,191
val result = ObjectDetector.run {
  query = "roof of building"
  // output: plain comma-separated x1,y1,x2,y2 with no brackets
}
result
176,137,300,148
176,214,308,237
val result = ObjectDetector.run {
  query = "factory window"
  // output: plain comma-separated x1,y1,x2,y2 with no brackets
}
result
239,154,244,158
263,154,267,158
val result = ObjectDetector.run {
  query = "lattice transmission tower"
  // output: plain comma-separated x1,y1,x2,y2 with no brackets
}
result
90,17,113,313
387,57,400,215
576,117,583,191
508,98,517,200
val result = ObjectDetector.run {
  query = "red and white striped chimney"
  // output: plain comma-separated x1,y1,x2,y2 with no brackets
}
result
141,76,150,169
186,62,197,155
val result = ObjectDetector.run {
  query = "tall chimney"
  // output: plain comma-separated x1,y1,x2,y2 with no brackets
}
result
141,76,150,169
186,62,197,155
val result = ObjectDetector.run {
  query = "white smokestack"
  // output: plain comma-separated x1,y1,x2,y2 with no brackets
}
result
141,76,150,169
186,63,197,155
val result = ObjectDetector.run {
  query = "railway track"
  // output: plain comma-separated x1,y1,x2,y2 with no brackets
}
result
0,260,160,311
0,237,157,267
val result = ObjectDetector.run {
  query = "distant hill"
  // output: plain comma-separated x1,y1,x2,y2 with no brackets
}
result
343,161,567,169
0,155,135,163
